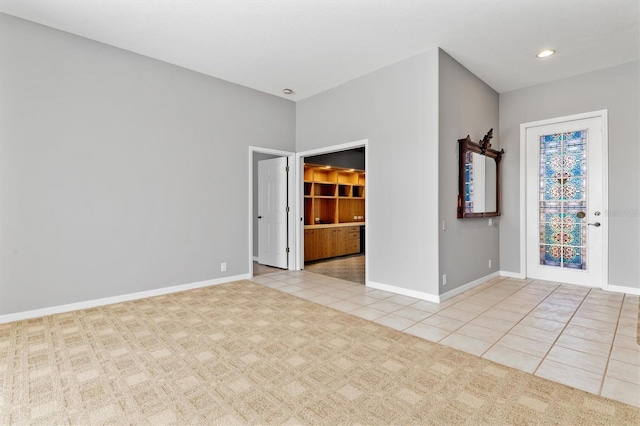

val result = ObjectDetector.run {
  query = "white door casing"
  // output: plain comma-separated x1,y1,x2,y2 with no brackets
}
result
522,111,608,288
258,157,288,269
295,140,369,274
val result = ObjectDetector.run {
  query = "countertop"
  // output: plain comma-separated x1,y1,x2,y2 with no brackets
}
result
304,222,365,229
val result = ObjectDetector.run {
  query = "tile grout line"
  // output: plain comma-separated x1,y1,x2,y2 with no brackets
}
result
362,279,580,362
348,277,515,336
478,280,564,360
529,286,594,378
399,279,539,344
394,277,521,337
597,292,626,396
435,279,536,342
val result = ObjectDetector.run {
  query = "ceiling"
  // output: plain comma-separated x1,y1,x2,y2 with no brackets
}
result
1,0,638,101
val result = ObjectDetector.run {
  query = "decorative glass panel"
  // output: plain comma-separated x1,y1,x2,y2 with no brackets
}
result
539,131,587,269
464,151,474,213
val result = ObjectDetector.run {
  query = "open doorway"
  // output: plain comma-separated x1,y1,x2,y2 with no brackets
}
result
249,147,296,277
297,141,368,285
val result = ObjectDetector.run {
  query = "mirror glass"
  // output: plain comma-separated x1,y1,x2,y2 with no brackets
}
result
464,152,497,214
484,155,497,212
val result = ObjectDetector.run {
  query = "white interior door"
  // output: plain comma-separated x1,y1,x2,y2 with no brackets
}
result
525,114,606,287
258,157,288,269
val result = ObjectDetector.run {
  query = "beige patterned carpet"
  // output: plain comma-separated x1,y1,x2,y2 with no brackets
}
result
1,281,638,425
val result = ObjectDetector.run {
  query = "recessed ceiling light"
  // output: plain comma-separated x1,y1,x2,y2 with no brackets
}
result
283,88,294,95
536,49,555,58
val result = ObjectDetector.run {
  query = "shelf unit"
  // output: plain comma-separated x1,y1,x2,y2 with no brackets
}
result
303,164,365,226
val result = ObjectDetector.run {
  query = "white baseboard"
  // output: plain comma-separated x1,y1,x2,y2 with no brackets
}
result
253,256,259,262
367,281,440,303
440,271,501,302
606,284,640,296
498,270,639,295
368,272,504,304
499,270,526,279
0,273,250,325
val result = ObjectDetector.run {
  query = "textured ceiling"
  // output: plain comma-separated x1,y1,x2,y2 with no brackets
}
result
1,0,638,101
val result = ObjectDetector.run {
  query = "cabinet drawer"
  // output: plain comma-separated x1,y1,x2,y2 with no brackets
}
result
346,240,360,252
346,227,360,239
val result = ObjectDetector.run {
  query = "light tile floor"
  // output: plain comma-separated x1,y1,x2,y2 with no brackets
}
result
250,270,640,408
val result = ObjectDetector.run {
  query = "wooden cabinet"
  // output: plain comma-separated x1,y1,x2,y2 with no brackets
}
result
316,228,337,260
335,227,348,257
335,227,361,257
342,226,361,256
304,229,318,263
304,225,361,262
304,164,365,262
304,164,365,226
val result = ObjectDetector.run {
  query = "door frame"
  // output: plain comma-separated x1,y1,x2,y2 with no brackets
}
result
519,110,609,289
295,139,369,281
249,146,296,277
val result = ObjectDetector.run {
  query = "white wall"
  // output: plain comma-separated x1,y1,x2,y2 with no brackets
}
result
296,50,440,296
499,61,640,289
438,50,500,292
0,14,296,315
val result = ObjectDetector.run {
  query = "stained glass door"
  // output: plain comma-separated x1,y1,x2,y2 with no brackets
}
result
539,131,588,269
525,115,606,287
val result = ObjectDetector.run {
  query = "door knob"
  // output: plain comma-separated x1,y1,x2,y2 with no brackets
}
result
257,216,262,219
588,222,601,227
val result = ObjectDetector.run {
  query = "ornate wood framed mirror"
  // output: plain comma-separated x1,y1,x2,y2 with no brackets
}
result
457,129,504,218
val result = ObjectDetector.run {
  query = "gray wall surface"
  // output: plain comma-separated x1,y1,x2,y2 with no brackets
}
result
0,14,295,315
499,61,640,289
438,50,500,293
296,50,441,296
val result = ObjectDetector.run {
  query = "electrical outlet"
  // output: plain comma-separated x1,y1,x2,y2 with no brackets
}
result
221,262,227,272
442,221,446,231
442,273,447,286
488,259,492,268
488,218,493,226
